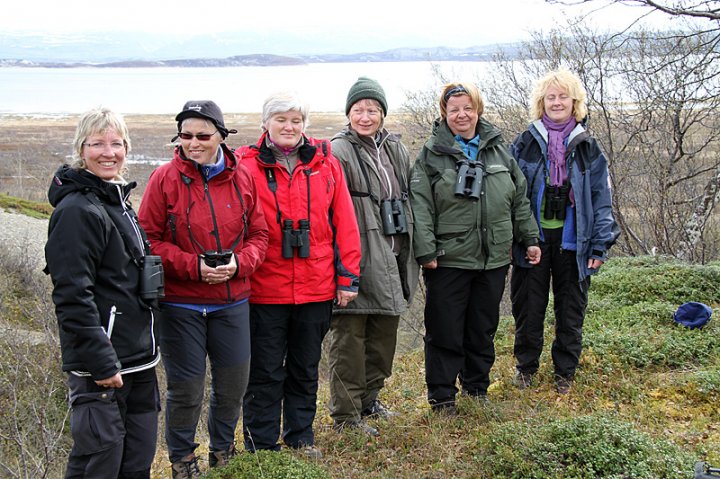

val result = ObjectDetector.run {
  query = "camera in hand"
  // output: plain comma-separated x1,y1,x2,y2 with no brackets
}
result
381,198,408,235
282,219,311,259
543,183,570,220
139,255,165,300
454,161,482,200
203,250,234,267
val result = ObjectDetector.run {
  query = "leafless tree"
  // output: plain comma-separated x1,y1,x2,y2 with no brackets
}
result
546,0,720,21
402,18,720,262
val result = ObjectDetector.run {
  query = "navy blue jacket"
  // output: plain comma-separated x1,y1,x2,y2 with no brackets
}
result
510,120,619,282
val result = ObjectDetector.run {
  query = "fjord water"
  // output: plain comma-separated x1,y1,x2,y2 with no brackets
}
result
0,62,490,115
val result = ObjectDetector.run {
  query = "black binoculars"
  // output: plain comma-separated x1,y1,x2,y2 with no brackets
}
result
139,255,165,300
203,250,234,268
282,219,311,259
454,162,482,200
380,198,408,236
544,183,570,220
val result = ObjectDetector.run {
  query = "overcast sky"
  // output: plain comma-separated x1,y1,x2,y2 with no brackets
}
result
2,0,681,54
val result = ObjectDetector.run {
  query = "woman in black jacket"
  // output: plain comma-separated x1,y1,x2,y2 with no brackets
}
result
45,108,162,479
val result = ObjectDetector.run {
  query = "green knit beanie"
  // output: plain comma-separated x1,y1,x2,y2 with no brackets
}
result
345,76,388,116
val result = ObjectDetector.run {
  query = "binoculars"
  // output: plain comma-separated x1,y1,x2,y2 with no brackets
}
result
454,162,482,200
380,199,408,236
203,250,234,268
544,183,570,220
282,219,311,259
139,255,165,300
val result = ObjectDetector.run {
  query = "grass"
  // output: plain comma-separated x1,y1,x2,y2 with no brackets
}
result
0,198,717,477
297,256,719,479
0,192,53,219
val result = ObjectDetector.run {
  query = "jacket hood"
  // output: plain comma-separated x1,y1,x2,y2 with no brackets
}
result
48,164,135,208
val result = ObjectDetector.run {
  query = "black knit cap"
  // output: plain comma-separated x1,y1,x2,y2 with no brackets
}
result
345,77,388,116
175,100,237,138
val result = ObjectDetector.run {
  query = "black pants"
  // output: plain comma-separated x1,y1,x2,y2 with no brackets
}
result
243,301,332,451
423,265,508,404
511,227,589,378
159,302,251,462
64,368,159,479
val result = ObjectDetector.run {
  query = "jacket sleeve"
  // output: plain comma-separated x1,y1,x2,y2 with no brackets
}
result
138,169,202,281
327,150,361,292
507,149,539,248
234,165,269,276
587,140,620,259
409,149,438,264
45,202,120,380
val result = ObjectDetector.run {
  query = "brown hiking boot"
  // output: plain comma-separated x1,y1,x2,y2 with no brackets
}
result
171,453,201,479
209,443,237,468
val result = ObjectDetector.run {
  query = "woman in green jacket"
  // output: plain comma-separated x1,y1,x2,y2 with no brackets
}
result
409,82,540,413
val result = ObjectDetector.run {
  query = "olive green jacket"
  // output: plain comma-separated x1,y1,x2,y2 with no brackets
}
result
409,117,538,270
332,128,419,315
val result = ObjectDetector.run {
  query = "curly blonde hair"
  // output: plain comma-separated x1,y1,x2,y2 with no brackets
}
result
530,68,588,122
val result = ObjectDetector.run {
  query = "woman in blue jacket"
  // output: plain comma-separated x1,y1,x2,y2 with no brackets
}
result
510,68,619,394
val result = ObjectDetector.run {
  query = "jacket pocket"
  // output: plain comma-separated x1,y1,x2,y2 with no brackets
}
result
435,222,472,258
69,390,124,454
490,218,513,246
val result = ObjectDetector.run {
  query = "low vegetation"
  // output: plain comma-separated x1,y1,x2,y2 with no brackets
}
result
0,193,52,219
1,201,718,478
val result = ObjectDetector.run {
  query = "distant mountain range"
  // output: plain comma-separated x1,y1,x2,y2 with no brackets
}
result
0,31,521,67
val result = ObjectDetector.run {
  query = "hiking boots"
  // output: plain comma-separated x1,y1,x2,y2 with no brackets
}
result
209,443,237,468
300,445,323,460
333,419,380,437
361,399,399,419
171,453,201,479
513,370,534,390
555,375,573,395
429,398,457,416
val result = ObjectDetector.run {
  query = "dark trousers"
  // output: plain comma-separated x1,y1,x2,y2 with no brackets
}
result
158,302,251,462
243,301,332,451
328,313,400,423
511,227,589,378
423,265,508,404
65,368,159,479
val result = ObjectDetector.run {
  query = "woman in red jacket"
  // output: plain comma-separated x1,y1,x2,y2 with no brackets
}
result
138,100,268,478
236,91,361,459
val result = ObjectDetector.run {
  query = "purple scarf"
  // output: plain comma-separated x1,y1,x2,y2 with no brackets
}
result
542,113,577,187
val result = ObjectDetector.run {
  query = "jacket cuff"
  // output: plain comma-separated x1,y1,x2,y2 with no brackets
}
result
197,256,202,281
524,238,539,248
416,253,437,265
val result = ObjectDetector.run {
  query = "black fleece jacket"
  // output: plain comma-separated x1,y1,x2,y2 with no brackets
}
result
45,165,159,380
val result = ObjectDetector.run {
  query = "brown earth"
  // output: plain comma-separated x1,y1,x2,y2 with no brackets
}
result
0,112,410,205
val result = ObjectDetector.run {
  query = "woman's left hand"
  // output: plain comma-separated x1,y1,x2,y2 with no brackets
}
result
526,246,542,265
335,290,358,308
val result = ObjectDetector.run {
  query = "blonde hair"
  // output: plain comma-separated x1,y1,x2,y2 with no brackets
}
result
530,68,588,122
71,108,131,170
261,91,309,130
439,82,485,119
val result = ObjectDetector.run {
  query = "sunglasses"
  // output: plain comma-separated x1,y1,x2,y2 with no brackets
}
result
177,131,218,141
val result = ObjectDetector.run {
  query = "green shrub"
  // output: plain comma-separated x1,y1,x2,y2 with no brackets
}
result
477,413,694,479
202,450,330,479
591,257,720,306
583,301,720,369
